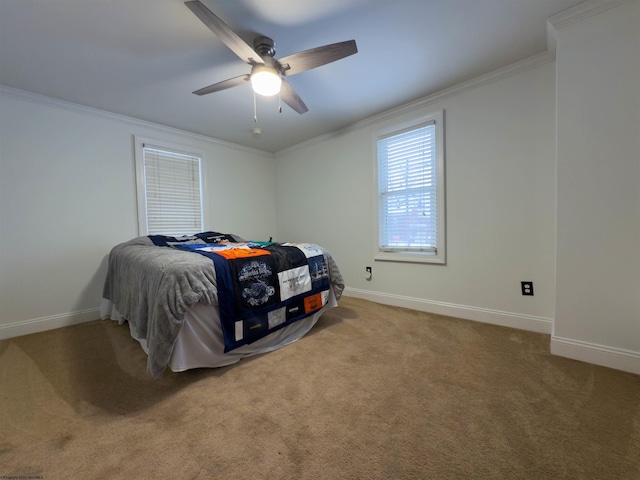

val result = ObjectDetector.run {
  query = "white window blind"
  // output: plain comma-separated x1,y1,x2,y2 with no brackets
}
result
141,145,203,236
378,122,438,253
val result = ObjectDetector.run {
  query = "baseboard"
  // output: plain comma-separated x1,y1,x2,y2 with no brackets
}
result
6,298,637,375
343,287,553,334
550,336,640,375
0,308,101,340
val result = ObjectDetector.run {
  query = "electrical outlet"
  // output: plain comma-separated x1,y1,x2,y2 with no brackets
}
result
521,281,534,296
365,266,372,281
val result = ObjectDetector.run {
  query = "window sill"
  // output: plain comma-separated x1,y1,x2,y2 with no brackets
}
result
375,251,445,265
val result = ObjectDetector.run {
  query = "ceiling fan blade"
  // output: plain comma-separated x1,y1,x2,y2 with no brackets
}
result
278,40,357,77
193,74,251,95
185,0,264,65
280,79,308,114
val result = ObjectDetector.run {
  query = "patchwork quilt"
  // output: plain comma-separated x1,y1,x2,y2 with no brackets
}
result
168,241,332,352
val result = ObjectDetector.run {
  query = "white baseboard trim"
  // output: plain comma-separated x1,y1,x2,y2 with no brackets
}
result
343,287,553,334
550,335,640,375
0,308,100,340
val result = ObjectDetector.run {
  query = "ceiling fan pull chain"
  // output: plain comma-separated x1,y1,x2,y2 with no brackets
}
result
253,90,258,122
279,92,282,114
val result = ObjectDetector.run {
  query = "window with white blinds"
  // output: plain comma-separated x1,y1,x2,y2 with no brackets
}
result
135,140,204,236
376,111,445,264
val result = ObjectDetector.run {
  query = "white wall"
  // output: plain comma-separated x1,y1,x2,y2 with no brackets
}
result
275,60,557,333
552,0,640,373
0,89,276,337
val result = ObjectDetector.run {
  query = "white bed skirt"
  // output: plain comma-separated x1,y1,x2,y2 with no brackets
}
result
100,285,338,372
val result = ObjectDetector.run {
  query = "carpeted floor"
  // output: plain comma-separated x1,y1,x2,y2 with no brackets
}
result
1,296,639,479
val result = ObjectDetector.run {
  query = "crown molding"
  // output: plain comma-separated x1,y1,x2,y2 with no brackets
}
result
278,0,634,158
4,1,629,161
545,0,631,59
276,50,554,157
0,84,274,159
548,0,631,31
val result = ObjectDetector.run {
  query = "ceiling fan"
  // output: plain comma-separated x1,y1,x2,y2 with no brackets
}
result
185,0,358,114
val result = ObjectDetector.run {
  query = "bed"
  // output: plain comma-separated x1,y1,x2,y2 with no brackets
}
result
100,232,345,377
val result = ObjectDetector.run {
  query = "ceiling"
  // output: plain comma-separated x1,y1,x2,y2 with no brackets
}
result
0,0,584,153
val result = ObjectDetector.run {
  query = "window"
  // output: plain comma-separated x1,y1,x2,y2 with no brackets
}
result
375,110,445,264
134,137,204,236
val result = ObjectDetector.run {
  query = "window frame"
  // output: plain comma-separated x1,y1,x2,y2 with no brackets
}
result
374,110,446,265
134,136,207,237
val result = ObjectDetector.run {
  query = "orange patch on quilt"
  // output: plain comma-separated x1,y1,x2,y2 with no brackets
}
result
214,248,271,260
304,293,323,314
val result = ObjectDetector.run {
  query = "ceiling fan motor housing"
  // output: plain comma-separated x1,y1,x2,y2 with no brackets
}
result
253,36,276,58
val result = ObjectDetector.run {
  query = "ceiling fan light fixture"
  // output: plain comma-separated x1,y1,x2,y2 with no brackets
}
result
250,65,282,96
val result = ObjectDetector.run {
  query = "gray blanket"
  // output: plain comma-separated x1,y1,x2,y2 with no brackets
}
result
103,236,344,377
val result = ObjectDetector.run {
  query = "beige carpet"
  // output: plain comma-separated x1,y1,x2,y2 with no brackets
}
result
1,296,639,479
